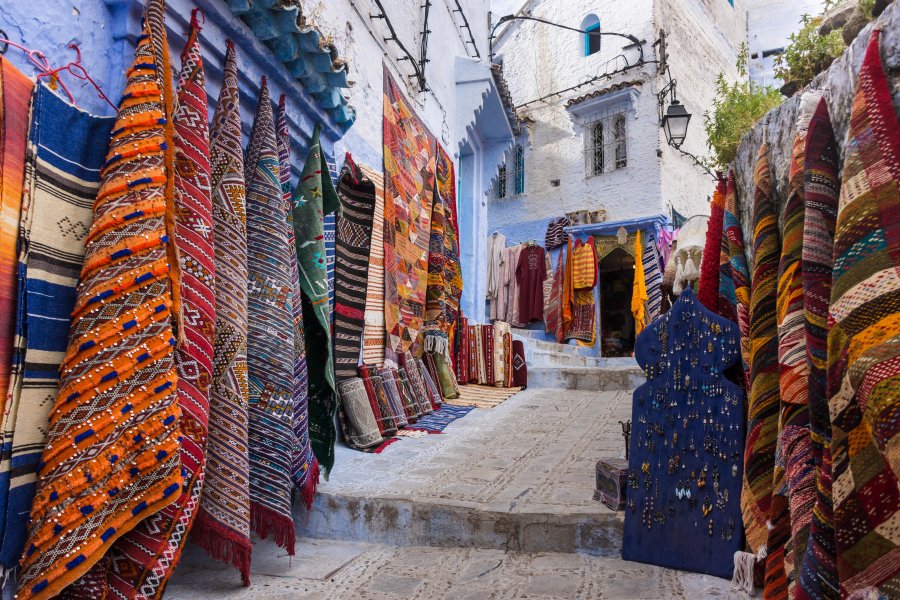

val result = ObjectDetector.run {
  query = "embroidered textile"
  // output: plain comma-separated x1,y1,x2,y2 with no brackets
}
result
336,378,383,449
406,404,474,433
643,233,663,324
544,216,569,249
511,340,528,388
424,145,463,349
378,367,409,429
0,58,31,423
698,189,724,313
417,357,445,407
487,233,506,320
567,289,595,343
396,367,420,421
101,20,214,596
383,71,436,353
546,249,565,342
0,83,112,571
358,365,397,435
742,143,781,555
193,41,251,583
360,164,387,367
402,352,433,416
632,231,649,336
293,127,339,475
492,321,510,386
276,97,317,507
454,316,469,385
245,80,295,554
765,129,807,600
333,156,376,381
797,98,840,600
467,324,478,384
715,180,738,324
571,238,597,289
723,172,751,384
18,3,183,597
504,245,524,326
827,31,900,596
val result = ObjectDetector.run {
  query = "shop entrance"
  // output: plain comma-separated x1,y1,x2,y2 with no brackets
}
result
599,247,636,357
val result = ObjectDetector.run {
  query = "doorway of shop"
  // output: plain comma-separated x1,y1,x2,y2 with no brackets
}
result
598,247,635,357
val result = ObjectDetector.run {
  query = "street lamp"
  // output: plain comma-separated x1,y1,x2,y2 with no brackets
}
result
661,99,691,149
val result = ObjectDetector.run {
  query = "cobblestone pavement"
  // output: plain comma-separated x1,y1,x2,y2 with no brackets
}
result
166,389,746,598
168,538,744,599
317,388,634,516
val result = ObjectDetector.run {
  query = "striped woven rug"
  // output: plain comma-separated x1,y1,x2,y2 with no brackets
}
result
447,385,524,409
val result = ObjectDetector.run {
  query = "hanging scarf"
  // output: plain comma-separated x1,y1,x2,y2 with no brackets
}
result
18,2,183,597
293,126,339,475
632,230,649,336
0,83,112,571
333,156,376,382
827,30,900,597
698,188,724,313
642,232,663,325
192,40,251,584
276,97,317,508
382,71,436,354
723,172,751,385
98,17,215,597
742,143,781,556
360,164,387,367
796,97,839,600
562,237,574,336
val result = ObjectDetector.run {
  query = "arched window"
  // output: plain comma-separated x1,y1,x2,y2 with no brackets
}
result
582,14,601,57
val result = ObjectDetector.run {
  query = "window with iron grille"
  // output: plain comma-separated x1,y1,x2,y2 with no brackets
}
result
513,144,525,195
496,163,507,199
584,109,627,177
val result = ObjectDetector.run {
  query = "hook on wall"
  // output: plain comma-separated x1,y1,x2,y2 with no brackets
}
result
0,29,8,55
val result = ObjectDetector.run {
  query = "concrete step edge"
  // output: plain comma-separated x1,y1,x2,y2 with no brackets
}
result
296,492,623,557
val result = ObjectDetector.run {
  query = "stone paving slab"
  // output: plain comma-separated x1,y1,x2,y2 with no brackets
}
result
296,389,635,554
166,538,746,599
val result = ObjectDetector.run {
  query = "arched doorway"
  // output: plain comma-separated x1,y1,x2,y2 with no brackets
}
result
599,247,635,357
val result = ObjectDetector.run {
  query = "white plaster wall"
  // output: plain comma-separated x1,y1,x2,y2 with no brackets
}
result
656,0,747,219
302,0,490,169
489,0,661,234
746,0,826,86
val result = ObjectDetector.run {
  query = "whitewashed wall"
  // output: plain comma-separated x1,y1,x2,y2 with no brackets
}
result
746,0,826,87
489,0,747,244
656,0,747,218
489,0,658,241
303,0,490,169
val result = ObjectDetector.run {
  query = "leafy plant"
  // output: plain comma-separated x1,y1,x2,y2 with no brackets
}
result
702,44,783,170
773,14,845,89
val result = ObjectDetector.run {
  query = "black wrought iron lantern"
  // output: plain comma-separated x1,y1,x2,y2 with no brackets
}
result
661,99,691,149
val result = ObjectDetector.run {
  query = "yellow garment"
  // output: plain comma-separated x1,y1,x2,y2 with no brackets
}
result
631,230,648,335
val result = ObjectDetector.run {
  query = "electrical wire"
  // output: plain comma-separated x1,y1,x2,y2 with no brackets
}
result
489,14,644,65
371,0,428,91
451,0,481,59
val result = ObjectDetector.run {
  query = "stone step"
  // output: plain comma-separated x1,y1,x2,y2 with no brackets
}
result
527,348,599,368
289,389,633,562
528,365,644,391
296,493,623,557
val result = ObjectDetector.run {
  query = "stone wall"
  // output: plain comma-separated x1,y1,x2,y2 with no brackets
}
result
731,1,900,253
